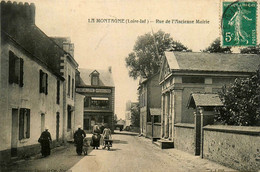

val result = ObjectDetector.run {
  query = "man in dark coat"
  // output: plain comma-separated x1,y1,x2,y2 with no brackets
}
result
74,125,86,155
38,127,52,157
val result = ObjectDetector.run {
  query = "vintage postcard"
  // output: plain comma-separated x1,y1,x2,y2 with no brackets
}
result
1,0,259,171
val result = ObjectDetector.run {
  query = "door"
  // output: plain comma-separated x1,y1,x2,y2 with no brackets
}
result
11,109,18,157
56,113,60,141
41,113,45,132
84,118,90,130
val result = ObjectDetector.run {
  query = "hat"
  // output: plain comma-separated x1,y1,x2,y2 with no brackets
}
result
45,126,49,130
78,125,82,129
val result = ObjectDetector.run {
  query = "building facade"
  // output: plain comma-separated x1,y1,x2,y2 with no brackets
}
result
0,1,66,162
125,100,138,127
159,51,260,141
0,1,82,162
76,68,115,133
138,73,161,138
51,37,82,140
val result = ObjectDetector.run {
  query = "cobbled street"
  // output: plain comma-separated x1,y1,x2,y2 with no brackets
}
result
2,131,235,172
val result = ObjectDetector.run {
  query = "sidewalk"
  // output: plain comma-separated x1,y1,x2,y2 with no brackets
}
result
138,136,236,172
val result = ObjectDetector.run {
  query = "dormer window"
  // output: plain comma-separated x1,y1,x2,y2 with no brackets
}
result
90,70,99,86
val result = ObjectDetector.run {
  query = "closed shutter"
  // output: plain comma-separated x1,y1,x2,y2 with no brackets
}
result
26,109,30,138
9,51,15,84
57,80,60,104
19,58,24,87
45,73,48,95
39,70,43,93
19,108,24,140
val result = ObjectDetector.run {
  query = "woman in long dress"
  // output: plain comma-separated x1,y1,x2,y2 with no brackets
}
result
38,127,52,157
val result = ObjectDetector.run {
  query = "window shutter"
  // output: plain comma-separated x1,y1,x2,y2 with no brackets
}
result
39,70,43,93
9,51,15,84
19,58,24,87
14,56,19,84
57,80,60,104
45,73,48,95
26,109,30,138
19,108,24,140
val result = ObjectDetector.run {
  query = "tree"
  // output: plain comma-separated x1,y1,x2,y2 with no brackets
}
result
240,44,260,54
130,104,140,127
215,70,260,126
125,30,191,80
203,38,232,53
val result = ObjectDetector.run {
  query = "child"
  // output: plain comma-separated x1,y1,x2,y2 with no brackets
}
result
82,137,89,155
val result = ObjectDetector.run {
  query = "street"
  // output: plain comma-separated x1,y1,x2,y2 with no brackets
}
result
2,131,235,172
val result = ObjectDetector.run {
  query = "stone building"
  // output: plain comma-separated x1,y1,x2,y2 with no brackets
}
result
51,37,83,140
159,51,260,143
138,73,161,139
0,1,82,162
125,100,138,127
76,68,115,133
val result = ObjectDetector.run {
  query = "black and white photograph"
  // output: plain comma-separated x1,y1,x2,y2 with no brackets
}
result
0,0,259,171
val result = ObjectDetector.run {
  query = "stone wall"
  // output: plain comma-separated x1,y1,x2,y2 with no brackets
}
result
146,123,152,138
203,125,260,171
174,123,195,155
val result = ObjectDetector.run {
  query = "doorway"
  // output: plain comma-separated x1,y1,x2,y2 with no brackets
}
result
11,109,18,157
56,112,60,141
41,113,45,132
84,118,90,130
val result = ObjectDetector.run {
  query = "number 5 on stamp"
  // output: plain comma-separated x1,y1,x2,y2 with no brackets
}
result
221,1,257,46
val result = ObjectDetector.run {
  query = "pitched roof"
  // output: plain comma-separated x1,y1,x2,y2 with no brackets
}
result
165,51,260,73
150,108,161,115
77,68,114,87
187,93,223,108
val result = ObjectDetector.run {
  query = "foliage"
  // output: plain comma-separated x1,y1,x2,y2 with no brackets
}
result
215,70,260,126
240,44,260,54
203,38,232,53
130,104,140,127
125,30,191,79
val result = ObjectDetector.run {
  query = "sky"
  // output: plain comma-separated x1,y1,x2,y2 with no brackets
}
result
12,0,260,119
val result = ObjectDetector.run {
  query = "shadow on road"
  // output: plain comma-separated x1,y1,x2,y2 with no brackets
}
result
114,131,139,136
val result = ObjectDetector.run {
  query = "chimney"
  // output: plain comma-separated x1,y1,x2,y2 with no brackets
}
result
1,1,36,27
108,66,112,73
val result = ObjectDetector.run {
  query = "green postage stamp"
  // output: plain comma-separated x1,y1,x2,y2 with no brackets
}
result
221,0,257,46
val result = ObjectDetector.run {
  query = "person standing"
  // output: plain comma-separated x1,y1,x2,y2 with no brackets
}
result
74,125,86,155
102,124,112,149
100,123,105,146
38,127,52,157
93,124,100,134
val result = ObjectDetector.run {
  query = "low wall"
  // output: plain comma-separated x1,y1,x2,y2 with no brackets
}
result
147,123,152,138
146,123,161,139
153,123,161,139
203,125,260,172
174,123,195,155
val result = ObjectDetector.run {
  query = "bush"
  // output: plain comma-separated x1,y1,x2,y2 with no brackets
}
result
215,70,260,126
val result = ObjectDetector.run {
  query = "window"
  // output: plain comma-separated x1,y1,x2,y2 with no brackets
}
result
84,97,109,109
182,76,205,83
19,108,30,140
154,115,161,123
68,75,71,96
72,78,74,99
67,106,72,129
92,76,98,85
56,80,60,104
9,51,24,87
39,70,48,95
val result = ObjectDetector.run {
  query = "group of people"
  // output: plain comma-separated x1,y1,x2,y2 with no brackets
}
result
38,124,112,157
74,123,112,155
